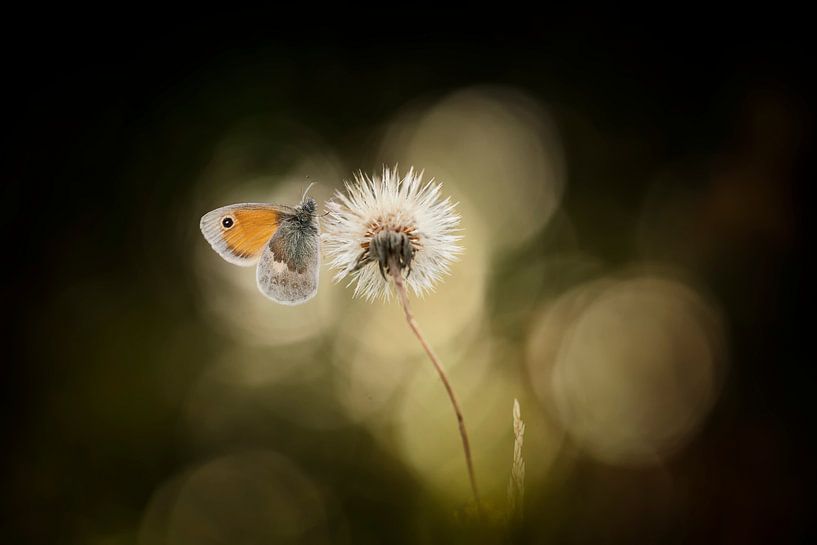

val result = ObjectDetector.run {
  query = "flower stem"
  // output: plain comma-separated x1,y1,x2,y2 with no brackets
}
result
389,259,482,512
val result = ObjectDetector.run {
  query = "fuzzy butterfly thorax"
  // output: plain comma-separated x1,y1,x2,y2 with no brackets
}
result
297,197,317,219
273,203,319,275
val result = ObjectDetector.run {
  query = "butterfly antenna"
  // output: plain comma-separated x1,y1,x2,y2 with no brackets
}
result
301,181,317,202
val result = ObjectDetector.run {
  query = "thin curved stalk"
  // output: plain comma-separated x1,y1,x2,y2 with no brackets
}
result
389,260,481,512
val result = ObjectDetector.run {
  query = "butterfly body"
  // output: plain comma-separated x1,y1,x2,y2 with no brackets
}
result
200,197,320,305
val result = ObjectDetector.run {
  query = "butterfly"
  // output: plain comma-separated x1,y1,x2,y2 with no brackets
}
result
200,191,320,305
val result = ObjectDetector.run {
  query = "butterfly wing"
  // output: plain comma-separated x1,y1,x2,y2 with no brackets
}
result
200,203,286,266
256,222,320,305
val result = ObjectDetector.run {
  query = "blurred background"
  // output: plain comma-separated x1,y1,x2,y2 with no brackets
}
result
3,12,811,544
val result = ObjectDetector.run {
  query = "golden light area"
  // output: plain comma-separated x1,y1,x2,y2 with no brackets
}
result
332,197,489,422
395,339,564,503
138,451,330,545
527,275,726,466
195,249,339,346
379,86,566,254
494,248,602,329
194,170,342,348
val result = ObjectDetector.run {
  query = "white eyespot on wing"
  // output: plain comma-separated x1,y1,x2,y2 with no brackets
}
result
200,203,282,266
256,228,320,305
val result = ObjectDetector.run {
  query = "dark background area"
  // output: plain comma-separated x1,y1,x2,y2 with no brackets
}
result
3,12,811,544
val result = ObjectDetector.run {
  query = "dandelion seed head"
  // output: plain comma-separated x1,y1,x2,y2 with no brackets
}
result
322,167,462,301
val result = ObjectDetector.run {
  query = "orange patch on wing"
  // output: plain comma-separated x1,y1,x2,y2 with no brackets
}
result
223,208,280,259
